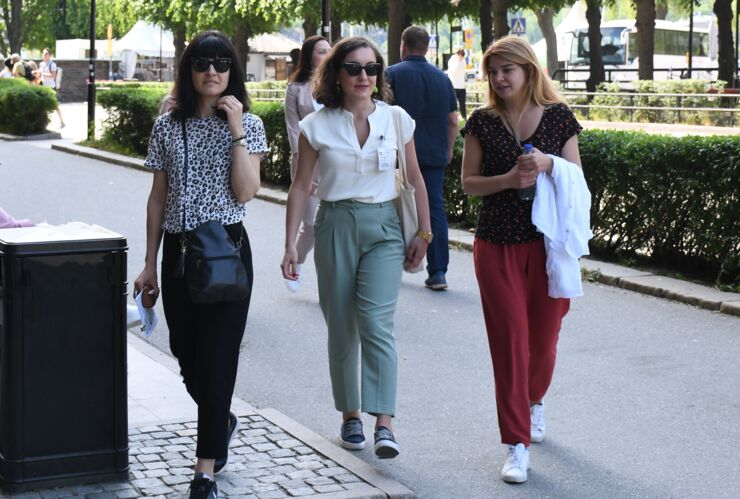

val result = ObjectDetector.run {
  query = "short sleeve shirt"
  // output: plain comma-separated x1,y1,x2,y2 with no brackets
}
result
385,56,457,167
299,102,415,203
460,103,582,244
39,60,57,88
145,112,269,233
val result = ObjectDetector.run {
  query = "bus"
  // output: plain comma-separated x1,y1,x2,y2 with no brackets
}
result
561,19,717,87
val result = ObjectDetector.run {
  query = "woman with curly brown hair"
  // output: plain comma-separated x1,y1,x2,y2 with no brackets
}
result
280,36,431,459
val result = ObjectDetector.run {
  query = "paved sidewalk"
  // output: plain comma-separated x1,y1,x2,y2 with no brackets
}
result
47,141,740,318
2,335,413,499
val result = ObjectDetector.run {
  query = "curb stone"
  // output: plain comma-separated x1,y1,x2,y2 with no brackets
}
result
51,142,740,319
1,131,62,141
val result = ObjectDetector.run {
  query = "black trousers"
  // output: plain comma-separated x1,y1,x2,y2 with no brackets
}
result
455,88,467,119
161,222,253,458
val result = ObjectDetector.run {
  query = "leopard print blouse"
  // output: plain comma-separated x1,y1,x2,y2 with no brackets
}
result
145,112,268,233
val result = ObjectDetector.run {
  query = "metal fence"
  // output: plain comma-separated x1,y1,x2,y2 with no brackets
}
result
250,86,740,127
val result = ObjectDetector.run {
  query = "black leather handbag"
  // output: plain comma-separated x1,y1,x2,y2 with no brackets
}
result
173,120,249,304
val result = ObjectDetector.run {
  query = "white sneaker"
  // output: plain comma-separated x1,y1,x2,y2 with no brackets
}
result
285,264,301,293
530,402,545,443
501,443,529,483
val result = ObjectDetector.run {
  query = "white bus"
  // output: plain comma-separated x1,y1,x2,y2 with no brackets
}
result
561,19,717,87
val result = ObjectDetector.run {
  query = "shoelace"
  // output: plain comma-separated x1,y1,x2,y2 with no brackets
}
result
531,406,544,427
375,426,395,442
507,445,524,465
343,418,363,437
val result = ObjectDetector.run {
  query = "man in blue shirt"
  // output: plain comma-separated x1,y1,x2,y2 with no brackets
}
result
386,26,459,290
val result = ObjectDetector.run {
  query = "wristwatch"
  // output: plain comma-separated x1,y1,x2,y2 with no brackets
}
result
232,137,247,148
416,229,433,243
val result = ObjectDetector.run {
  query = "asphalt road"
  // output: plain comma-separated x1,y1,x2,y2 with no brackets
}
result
2,140,739,498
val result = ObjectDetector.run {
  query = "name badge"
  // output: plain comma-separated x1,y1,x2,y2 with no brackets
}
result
378,148,393,171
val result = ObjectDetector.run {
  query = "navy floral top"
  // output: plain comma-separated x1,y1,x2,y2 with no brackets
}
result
460,103,582,244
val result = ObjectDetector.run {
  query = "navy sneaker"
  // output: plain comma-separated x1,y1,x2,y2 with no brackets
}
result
339,417,365,450
424,271,448,291
189,472,218,499
214,412,239,474
373,426,400,459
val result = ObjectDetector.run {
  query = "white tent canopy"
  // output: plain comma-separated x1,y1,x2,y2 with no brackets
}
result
116,20,175,58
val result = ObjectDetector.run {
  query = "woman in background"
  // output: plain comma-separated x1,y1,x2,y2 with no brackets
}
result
282,35,331,292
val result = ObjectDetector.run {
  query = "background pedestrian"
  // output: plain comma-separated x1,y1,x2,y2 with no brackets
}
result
282,35,330,293
448,48,468,119
39,48,65,127
386,25,458,290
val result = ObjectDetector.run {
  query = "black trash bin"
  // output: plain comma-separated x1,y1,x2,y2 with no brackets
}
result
0,224,129,492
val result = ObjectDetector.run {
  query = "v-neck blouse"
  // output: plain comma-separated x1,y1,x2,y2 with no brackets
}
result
461,103,582,244
299,102,415,203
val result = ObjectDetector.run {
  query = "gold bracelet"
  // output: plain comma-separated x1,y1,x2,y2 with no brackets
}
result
416,229,433,243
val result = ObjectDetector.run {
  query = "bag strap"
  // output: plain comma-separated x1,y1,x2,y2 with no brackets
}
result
392,106,410,188
180,119,189,241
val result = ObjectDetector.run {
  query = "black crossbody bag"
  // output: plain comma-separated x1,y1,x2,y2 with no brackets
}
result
172,119,250,304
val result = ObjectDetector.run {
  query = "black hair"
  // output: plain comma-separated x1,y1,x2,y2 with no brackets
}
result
171,30,248,121
289,35,329,84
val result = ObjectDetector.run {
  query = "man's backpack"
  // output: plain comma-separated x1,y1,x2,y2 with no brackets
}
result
22,63,34,81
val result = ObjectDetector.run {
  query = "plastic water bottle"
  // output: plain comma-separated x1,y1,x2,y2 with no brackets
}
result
517,143,536,201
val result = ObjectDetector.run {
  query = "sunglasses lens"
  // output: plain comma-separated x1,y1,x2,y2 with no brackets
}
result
213,59,231,72
343,63,361,76
365,63,381,76
192,58,210,72
192,58,231,73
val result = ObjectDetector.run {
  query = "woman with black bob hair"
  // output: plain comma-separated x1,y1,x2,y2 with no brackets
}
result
281,37,431,459
135,30,267,499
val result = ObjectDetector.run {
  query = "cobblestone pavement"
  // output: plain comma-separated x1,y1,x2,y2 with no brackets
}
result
6,415,381,499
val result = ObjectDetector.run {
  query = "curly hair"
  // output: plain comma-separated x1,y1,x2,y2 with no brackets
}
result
312,36,392,108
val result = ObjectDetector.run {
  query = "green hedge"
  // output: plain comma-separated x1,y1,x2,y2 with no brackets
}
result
97,86,168,156
580,130,739,286
97,88,739,285
0,79,58,135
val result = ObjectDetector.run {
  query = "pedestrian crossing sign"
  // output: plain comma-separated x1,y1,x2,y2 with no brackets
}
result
510,17,526,36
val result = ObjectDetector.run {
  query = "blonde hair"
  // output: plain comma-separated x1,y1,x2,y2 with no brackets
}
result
480,36,565,114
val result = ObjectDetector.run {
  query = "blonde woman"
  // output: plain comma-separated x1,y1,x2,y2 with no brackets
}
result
281,37,431,459
461,36,583,483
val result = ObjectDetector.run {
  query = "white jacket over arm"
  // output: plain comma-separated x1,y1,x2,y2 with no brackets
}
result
531,155,593,298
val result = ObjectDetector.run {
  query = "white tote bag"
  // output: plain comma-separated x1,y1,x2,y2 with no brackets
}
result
391,106,424,274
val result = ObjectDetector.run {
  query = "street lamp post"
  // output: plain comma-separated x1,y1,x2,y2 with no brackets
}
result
87,0,96,141
322,0,331,43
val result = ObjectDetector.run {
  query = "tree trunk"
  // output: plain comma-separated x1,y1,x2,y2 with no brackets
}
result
534,7,558,78
232,22,251,81
713,0,735,85
4,0,25,54
388,0,404,65
655,0,668,20
635,0,655,81
586,0,604,92
479,0,493,51
173,26,186,81
331,11,341,43
491,0,510,39
303,15,317,38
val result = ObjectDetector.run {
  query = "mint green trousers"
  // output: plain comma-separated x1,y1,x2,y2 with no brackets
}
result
314,200,405,416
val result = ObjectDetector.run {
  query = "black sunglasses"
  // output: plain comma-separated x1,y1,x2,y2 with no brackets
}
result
191,57,232,73
341,62,382,77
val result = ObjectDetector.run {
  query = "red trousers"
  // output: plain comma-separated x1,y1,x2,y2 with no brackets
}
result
473,238,570,446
